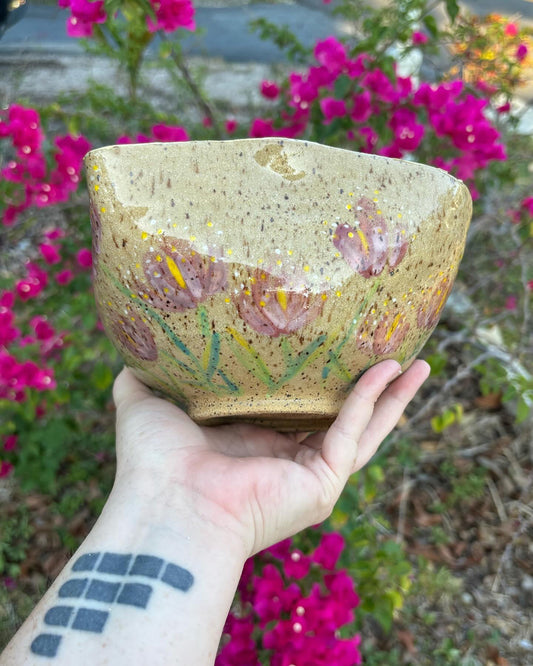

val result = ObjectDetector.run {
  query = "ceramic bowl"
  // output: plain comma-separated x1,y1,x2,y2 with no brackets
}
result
85,138,472,430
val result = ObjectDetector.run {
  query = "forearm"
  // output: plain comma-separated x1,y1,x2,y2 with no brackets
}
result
1,482,247,665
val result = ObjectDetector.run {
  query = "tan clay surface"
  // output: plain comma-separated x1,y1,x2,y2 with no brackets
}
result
85,138,472,430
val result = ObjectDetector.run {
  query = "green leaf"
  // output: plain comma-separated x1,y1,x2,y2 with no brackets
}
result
445,0,460,24
91,363,114,391
333,74,352,99
516,395,532,423
423,15,438,38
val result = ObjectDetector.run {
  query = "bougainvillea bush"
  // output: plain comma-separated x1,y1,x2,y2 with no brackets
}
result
1,0,532,660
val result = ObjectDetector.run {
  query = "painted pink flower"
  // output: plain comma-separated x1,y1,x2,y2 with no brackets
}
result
110,307,158,362
417,277,454,329
356,309,410,355
147,0,196,33
136,239,227,311
333,197,409,278
89,199,102,260
234,269,325,337
505,23,518,37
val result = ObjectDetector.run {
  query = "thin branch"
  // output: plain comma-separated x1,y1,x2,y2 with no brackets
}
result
160,35,222,137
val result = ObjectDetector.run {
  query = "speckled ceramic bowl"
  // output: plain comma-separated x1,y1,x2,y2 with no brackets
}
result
85,138,472,430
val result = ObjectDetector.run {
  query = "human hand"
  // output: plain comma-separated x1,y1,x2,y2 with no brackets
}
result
112,359,429,557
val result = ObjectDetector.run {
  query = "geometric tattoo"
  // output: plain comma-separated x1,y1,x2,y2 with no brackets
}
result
30,552,194,659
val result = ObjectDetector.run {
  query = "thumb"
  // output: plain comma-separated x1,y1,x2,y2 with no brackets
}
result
113,367,154,412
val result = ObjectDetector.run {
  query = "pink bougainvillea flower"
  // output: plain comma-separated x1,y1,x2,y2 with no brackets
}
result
260,80,280,99
249,117,276,138
39,243,61,265
388,108,425,152
56,269,74,286
3,435,18,452
151,123,189,142
505,295,518,311
314,36,347,75
135,239,227,311
30,316,55,343
522,197,533,216
224,118,237,134
234,269,325,337
54,134,91,189
320,96,347,123
217,614,259,666
333,197,409,278
0,461,13,478
63,0,107,37
417,277,454,329
283,549,311,580
351,90,372,122
363,68,399,103
44,228,66,241
311,532,345,570
76,248,93,268
147,0,196,33
411,30,428,45
16,263,48,301
516,43,528,62
0,305,20,347
496,101,512,114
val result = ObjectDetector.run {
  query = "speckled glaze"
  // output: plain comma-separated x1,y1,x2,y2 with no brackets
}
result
84,139,472,430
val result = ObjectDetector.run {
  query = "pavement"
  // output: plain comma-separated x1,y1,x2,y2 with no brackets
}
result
1,0,532,63
0,0,532,130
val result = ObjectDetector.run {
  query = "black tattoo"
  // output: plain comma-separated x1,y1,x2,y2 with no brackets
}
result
30,552,194,659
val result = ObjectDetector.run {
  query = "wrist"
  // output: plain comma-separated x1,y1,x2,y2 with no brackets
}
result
106,472,250,566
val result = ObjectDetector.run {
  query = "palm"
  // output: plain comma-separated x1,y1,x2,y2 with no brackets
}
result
113,360,429,554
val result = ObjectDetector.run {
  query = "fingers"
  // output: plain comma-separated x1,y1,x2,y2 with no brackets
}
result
353,359,430,471
113,367,155,412
320,360,403,480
